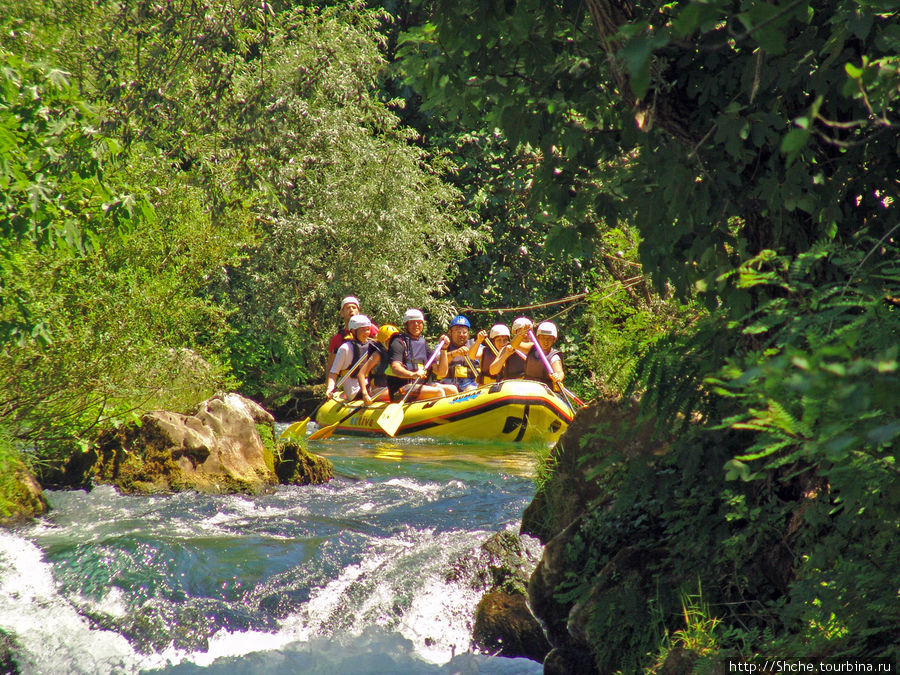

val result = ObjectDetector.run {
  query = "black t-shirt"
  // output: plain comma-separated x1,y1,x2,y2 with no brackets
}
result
387,335,433,372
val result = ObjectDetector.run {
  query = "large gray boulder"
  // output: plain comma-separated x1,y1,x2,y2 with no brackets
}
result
73,392,331,494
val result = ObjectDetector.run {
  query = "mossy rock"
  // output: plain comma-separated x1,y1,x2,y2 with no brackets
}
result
0,451,49,527
86,423,193,495
274,440,333,485
60,393,280,495
256,423,277,475
472,590,551,663
447,530,541,596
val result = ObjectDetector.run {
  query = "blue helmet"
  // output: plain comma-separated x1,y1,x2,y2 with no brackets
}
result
449,315,471,329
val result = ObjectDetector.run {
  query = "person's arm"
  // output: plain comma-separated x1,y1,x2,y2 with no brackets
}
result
325,372,338,396
325,344,350,397
510,331,532,353
549,354,565,385
431,335,451,380
447,342,467,361
388,339,418,379
489,344,513,376
324,333,342,382
391,360,420,378
358,351,379,404
468,331,486,361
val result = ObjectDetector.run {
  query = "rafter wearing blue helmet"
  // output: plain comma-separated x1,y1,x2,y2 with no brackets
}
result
440,314,479,391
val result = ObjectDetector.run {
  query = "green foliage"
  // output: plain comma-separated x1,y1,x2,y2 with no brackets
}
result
0,433,28,518
446,132,590,310
0,50,142,255
0,49,147,345
0,54,239,464
8,0,476,403
705,241,900,655
400,0,899,311
585,226,700,395
402,1,897,660
0,193,237,453
556,240,899,668
199,5,473,400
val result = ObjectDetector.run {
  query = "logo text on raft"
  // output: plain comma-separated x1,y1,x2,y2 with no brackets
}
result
350,414,375,428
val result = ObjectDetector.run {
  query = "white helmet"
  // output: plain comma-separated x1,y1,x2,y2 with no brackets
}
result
489,324,511,339
341,295,360,311
536,321,558,338
511,316,533,333
348,314,371,331
403,308,425,324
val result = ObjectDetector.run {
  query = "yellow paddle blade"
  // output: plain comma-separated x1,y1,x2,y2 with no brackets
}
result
307,422,338,441
376,403,404,437
279,417,309,440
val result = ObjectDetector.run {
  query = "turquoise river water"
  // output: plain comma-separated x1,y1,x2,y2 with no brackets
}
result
0,429,546,674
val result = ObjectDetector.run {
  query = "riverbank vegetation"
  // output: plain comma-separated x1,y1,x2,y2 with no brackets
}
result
1,0,897,669
401,0,898,667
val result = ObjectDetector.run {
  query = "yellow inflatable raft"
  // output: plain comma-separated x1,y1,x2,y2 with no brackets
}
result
313,380,574,443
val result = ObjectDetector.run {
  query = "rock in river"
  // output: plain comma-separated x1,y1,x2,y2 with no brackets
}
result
65,392,332,494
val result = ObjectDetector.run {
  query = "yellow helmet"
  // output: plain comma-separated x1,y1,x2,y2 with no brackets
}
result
377,324,399,348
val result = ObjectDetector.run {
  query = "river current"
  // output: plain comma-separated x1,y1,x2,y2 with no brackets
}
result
0,430,546,674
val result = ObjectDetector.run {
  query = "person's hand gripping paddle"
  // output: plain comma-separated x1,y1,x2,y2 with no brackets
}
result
527,329,575,413
377,337,448,437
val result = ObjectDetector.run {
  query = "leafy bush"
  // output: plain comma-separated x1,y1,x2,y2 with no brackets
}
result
202,5,474,400
0,53,238,465
559,240,899,669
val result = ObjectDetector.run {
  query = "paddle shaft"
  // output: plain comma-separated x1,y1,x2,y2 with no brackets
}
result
563,386,586,408
484,332,583,406
481,333,528,379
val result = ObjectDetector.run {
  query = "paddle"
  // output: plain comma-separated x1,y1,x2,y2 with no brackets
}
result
281,350,371,440
377,336,448,437
528,329,575,413
279,417,309,440
308,387,387,440
562,386,586,408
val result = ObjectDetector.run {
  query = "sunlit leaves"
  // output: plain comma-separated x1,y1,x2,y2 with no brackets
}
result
0,51,143,254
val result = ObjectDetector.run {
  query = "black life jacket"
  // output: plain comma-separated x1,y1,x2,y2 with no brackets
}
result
390,333,429,373
338,339,368,378
523,347,561,386
504,349,527,379
442,338,478,383
368,342,388,387
385,333,430,397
